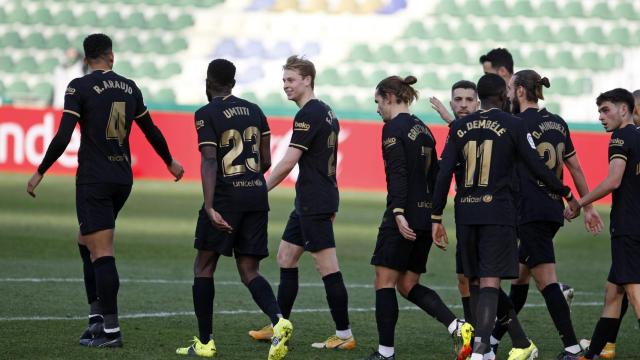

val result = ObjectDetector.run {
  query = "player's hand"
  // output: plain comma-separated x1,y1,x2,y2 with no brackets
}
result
395,215,416,241
205,207,233,233
429,96,453,124
432,223,448,250
564,197,581,221
168,159,185,181
330,213,336,223
26,171,43,198
584,206,604,235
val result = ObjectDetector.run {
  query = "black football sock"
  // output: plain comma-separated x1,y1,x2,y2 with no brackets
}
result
247,276,281,325
78,244,101,322
497,288,530,349
322,271,350,331
93,256,120,338
462,296,472,324
407,284,456,329
277,268,298,319
542,283,578,348
585,318,618,358
510,283,529,314
609,294,628,343
193,277,214,343
473,287,499,355
469,284,480,327
376,288,398,347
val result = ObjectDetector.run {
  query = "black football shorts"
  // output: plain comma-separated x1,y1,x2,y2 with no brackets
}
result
281,210,335,252
76,183,131,235
518,221,561,268
456,224,518,279
194,209,269,259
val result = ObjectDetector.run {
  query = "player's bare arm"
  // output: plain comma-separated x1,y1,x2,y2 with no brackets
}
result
266,147,303,191
200,145,232,232
565,159,625,220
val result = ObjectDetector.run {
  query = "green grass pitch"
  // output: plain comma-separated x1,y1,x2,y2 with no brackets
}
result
0,173,637,359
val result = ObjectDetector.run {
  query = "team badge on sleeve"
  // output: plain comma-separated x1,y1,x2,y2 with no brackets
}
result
65,87,76,95
195,119,205,130
526,133,536,149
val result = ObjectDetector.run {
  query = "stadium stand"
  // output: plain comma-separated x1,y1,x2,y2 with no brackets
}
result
0,0,638,122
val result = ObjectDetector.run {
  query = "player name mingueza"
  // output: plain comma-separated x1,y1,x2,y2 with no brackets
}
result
531,121,567,139
456,119,506,138
222,106,250,119
92,80,133,95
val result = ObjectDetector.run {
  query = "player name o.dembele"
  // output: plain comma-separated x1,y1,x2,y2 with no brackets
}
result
456,119,507,138
223,106,250,119
531,121,567,139
92,80,133,95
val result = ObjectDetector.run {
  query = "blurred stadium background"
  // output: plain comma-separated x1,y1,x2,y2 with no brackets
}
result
1,0,639,123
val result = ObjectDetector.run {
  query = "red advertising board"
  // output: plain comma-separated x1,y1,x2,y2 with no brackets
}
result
0,106,610,202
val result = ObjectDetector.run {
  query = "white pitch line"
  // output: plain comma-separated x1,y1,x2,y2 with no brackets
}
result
0,277,604,295
0,302,605,322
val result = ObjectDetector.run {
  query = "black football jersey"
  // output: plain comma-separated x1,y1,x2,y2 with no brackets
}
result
381,113,438,230
63,70,147,184
195,95,270,212
517,108,576,225
432,108,570,225
288,99,340,215
608,124,640,236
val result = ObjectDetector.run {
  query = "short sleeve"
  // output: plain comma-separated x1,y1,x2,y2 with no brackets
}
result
195,109,217,149
62,78,82,118
289,111,320,151
563,126,576,160
133,83,148,119
608,131,629,162
258,107,270,136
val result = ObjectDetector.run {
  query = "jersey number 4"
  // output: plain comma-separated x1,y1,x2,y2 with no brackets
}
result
106,102,127,145
220,127,260,177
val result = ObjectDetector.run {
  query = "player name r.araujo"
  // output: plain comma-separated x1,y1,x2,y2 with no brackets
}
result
457,119,506,138
531,121,567,139
93,80,133,94
223,106,250,119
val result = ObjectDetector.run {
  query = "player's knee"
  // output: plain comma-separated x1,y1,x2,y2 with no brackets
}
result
397,281,416,298
277,251,296,268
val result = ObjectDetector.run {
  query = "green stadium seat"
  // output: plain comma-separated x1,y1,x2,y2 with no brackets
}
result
24,33,47,49
77,10,99,27
0,55,13,72
48,33,70,50
121,36,142,52
349,44,373,61
510,1,533,17
489,0,510,17
590,2,614,20
602,53,622,69
0,80,4,97
158,62,182,79
166,37,189,53
420,72,444,90
136,60,158,78
608,27,632,46
400,45,425,64
556,25,579,43
32,82,53,103
578,51,601,71
149,13,171,29
505,24,529,43
538,1,561,18
582,26,607,44
0,8,6,24
2,31,22,48
531,24,553,43
508,48,523,65
463,0,486,16
368,69,387,87
318,68,341,86
40,57,60,73
435,0,459,15
552,50,577,69
8,7,30,24
15,57,38,73
153,89,176,104
547,76,570,95
52,9,76,26
613,2,639,20
544,101,561,114
562,1,584,17
143,37,165,54
446,46,470,65
403,21,428,39
239,91,259,104
334,95,362,111
429,22,452,40
479,24,502,41
262,92,286,107
573,78,592,95
114,60,134,77
343,68,366,86
32,8,53,25
443,72,465,89
524,49,550,68
424,46,446,64
374,45,398,63
169,14,194,30
101,11,123,27
456,22,479,41
5,81,30,100
124,11,148,29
